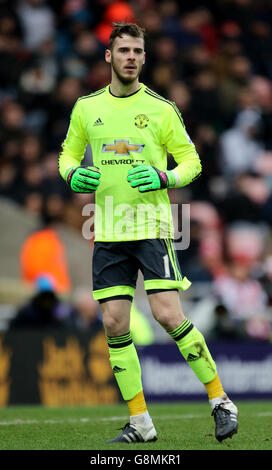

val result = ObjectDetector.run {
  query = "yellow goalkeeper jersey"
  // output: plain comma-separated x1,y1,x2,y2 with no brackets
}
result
58,84,201,241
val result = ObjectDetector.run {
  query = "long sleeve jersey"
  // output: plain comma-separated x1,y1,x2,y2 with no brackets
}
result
59,84,201,241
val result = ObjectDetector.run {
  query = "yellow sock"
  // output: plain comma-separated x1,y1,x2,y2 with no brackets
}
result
204,373,224,400
127,390,147,416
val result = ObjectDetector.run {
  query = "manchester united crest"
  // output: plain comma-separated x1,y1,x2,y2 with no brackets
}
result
134,114,149,128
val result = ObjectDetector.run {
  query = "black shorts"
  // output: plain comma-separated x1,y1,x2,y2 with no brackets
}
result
92,239,191,302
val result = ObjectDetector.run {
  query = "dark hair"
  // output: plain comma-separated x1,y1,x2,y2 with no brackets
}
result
108,22,145,50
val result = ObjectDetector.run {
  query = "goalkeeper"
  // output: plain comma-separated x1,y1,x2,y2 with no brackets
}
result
59,22,238,444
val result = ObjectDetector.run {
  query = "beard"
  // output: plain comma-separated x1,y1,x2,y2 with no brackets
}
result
111,57,143,84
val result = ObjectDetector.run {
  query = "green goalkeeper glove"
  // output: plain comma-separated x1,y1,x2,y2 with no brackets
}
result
66,166,101,193
127,164,176,192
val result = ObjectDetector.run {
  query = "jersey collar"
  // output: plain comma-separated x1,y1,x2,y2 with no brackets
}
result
106,83,146,100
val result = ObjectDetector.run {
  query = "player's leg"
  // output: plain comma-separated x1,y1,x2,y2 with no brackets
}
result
148,289,219,388
101,297,143,409
139,239,238,442
92,241,156,443
100,297,157,443
148,290,238,442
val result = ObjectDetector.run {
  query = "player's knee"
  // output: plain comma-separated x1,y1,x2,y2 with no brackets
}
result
150,293,185,330
152,306,179,330
101,301,130,336
103,314,121,336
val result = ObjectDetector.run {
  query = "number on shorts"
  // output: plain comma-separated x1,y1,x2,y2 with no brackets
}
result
163,254,170,278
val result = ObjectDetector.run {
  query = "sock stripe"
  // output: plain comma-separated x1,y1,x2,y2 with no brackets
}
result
168,318,190,337
167,318,194,341
174,323,194,341
108,341,132,348
107,332,131,342
107,332,133,348
174,324,194,341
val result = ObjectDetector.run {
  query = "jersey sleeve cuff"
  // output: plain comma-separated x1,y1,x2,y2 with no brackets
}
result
64,166,76,182
165,170,179,188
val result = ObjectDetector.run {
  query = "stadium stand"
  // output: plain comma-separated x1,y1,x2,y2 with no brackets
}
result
0,0,271,341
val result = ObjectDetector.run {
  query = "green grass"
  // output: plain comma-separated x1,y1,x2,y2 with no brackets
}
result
0,401,271,450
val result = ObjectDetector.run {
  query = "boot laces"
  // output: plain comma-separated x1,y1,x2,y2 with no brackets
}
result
212,404,231,424
116,422,131,431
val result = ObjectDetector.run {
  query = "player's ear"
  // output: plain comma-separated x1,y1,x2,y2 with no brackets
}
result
105,49,111,64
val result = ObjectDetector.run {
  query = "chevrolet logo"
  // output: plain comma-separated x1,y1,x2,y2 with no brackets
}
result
102,139,145,156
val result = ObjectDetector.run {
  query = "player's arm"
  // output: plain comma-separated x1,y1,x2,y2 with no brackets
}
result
58,101,100,193
162,104,202,188
127,104,201,192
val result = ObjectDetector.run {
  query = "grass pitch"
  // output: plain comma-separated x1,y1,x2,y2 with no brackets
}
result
0,401,271,451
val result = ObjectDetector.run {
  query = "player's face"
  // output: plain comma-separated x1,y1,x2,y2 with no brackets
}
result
106,35,145,84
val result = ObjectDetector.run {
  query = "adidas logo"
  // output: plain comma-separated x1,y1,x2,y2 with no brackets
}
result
113,365,126,374
93,117,104,126
187,353,200,362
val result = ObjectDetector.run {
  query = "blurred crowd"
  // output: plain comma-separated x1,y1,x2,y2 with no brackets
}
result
0,0,272,341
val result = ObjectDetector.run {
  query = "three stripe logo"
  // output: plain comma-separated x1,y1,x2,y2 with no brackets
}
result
187,353,200,362
113,365,126,373
124,431,141,443
93,117,104,126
